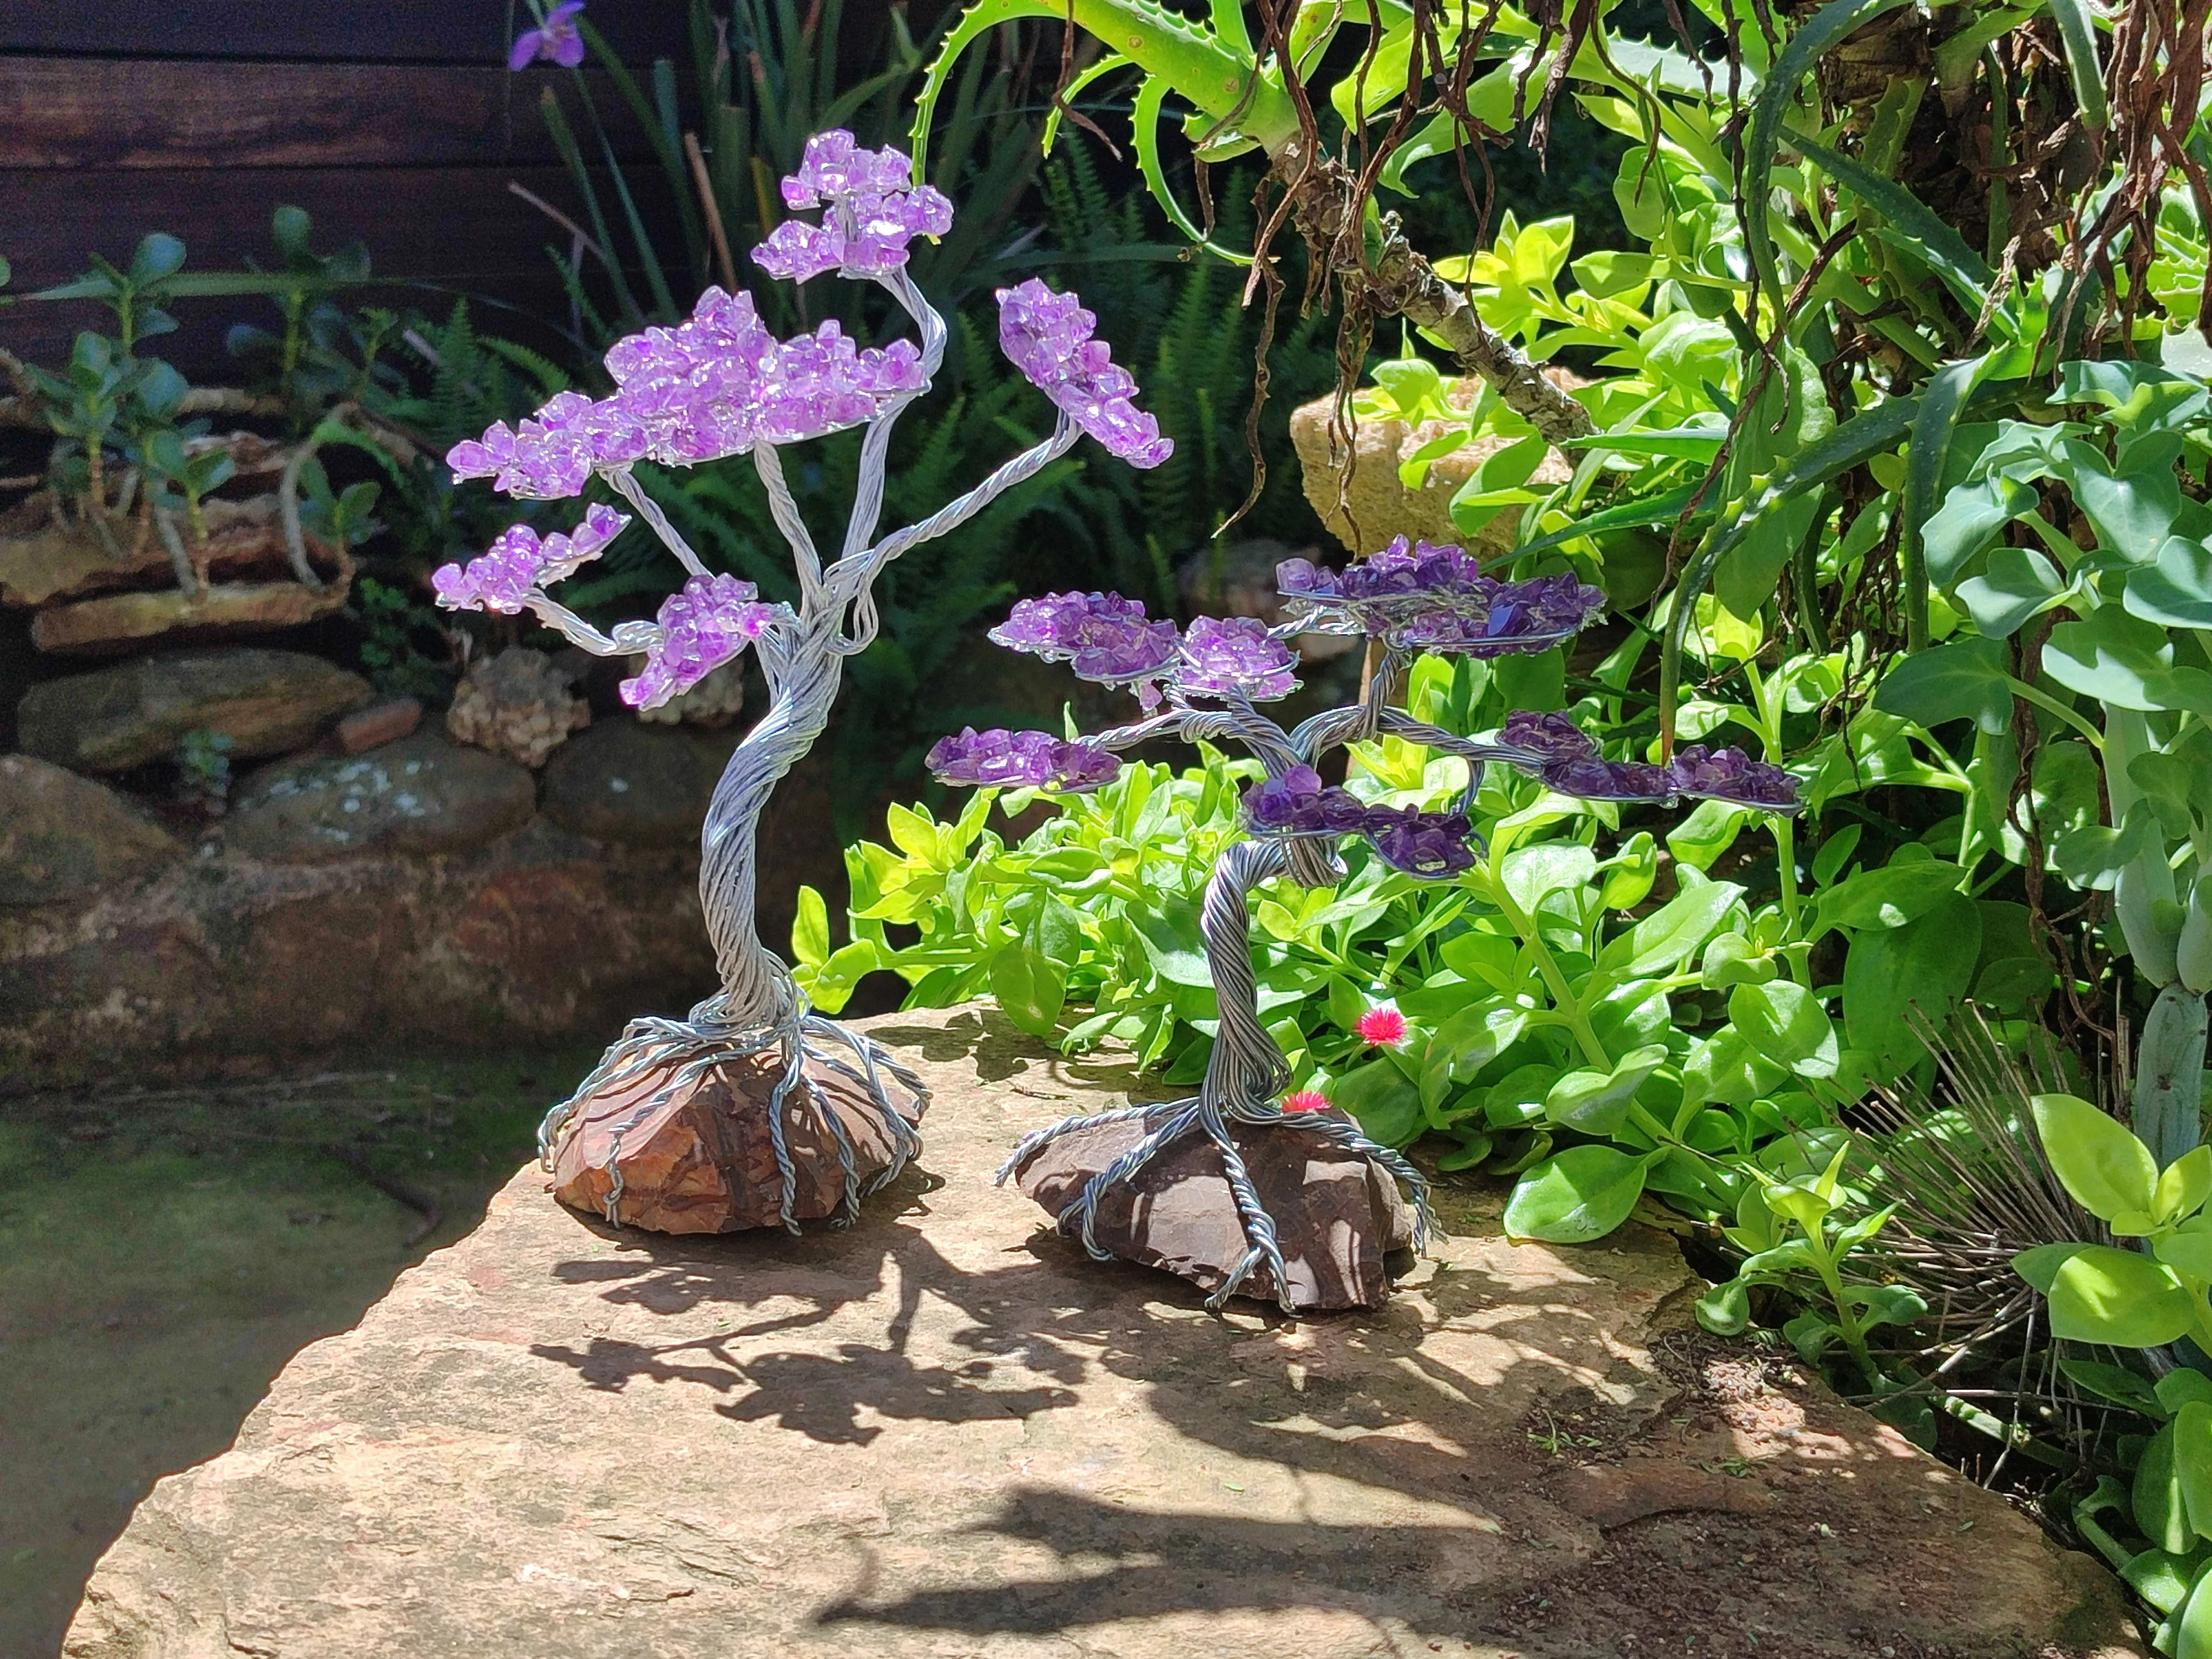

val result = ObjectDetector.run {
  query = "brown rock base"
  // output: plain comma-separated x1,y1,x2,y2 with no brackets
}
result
550,1044,924,1234
1011,1104,1414,1311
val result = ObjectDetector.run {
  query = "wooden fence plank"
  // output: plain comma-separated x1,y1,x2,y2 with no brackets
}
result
0,59,661,169
0,0,688,64
0,164,684,285
0,163,686,375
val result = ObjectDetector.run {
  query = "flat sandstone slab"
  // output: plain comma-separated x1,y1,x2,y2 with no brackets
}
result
67,1006,2142,1659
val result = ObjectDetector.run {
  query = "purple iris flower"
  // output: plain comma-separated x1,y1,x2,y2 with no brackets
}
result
510,1,586,69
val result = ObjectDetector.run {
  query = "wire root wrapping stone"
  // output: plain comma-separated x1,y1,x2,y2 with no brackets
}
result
549,1048,922,1233
1009,1106,1415,1311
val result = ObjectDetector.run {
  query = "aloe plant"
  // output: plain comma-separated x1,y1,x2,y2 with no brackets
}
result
909,0,1595,442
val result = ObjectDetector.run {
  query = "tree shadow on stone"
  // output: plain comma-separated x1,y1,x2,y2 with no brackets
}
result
813,1483,1519,1641
530,1179,1094,1446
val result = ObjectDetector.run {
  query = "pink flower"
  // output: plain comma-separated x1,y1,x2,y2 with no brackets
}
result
509,1,586,70
1281,1089,1331,1114
1355,1007,1408,1047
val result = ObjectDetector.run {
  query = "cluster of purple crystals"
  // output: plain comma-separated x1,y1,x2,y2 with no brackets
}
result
1498,711,1799,812
1667,743,1802,811
1177,617,1298,701
988,592,1181,685
1277,538,1605,657
619,573,785,710
442,133,1172,517
1243,768,1475,878
988,594,1302,704
446,287,928,499
753,132,954,283
924,727,1121,792
997,280,1173,469
431,504,629,614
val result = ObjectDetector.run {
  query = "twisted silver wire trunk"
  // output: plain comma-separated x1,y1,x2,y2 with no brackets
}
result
691,654,843,1036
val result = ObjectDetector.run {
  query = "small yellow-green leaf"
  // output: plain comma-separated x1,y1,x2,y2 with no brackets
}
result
2032,1092,2159,1223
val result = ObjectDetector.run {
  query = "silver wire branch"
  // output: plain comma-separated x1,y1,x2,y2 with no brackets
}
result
835,414,1081,602
837,267,952,565
519,591,662,656
752,441,824,611
606,467,710,578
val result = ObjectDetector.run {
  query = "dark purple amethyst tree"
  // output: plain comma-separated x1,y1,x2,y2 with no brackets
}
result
928,538,1798,1311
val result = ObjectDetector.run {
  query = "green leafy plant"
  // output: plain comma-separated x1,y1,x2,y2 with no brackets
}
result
2013,1093,2212,1651
1876,350,2212,1166
1695,1141,1928,1395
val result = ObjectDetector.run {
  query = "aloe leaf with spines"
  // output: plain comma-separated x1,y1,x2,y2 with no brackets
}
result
907,0,1594,442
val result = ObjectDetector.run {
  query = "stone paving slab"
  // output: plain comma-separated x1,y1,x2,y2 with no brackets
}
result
65,1005,2143,1659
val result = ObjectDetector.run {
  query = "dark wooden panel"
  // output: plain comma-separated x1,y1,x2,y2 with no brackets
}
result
0,1,690,64
0,59,661,168
0,164,683,375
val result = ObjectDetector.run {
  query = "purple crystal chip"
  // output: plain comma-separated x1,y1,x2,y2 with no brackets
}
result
1498,710,1599,764
1669,744,1802,812
1541,757,1678,803
926,727,1120,792
447,390,645,501
1177,616,1299,701
997,280,1173,469
752,131,954,283
430,503,630,614
1361,804,1478,878
988,592,1181,685
1279,540,1605,658
619,573,784,710
1394,573,1608,656
450,288,927,498
1243,766,1369,836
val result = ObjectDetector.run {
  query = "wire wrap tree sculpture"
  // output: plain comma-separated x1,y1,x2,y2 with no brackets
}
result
432,131,1175,1234
930,538,1800,1310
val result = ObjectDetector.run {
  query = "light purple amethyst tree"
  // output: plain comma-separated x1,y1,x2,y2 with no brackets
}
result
431,131,1171,1233
926,538,1798,1310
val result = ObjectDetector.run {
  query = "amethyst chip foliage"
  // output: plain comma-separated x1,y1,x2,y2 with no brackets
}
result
1362,805,1478,879
1668,744,1802,811
1392,573,1606,656
1244,767,1369,836
753,132,954,283
926,728,1121,792
620,575,784,711
1241,771,1474,880
1278,538,1486,618
1177,617,1298,701
997,280,1174,468
444,288,927,498
1493,709,1799,812
431,503,629,614
1277,536,1604,656
988,592,1181,685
